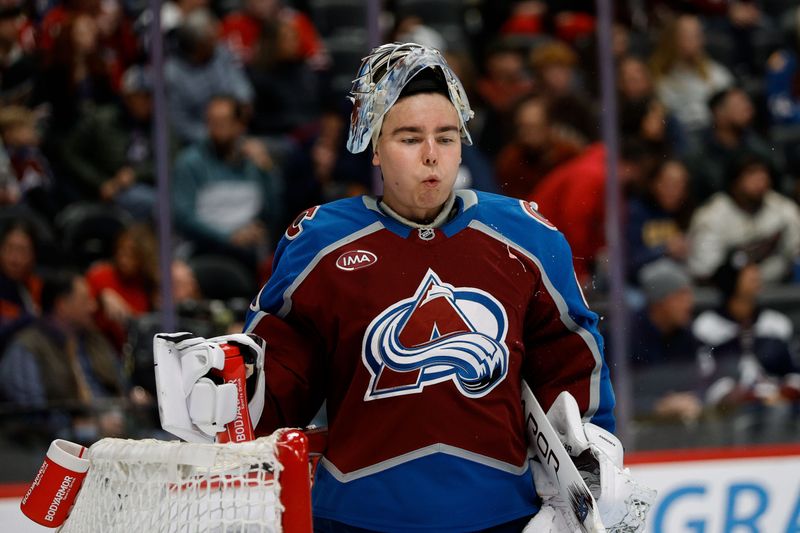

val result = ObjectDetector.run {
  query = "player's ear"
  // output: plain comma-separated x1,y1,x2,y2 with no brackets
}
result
372,150,380,166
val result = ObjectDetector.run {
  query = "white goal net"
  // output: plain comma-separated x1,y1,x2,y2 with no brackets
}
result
59,429,312,533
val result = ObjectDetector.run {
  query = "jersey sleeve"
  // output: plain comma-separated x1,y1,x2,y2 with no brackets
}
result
249,313,326,435
244,206,328,434
477,194,615,433
522,229,615,433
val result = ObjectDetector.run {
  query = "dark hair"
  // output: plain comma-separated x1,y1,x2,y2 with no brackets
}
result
0,3,22,19
620,137,651,164
725,151,773,190
482,39,525,65
398,67,450,100
47,14,106,82
619,96,652,137
41,271,80,315
479,39,527,79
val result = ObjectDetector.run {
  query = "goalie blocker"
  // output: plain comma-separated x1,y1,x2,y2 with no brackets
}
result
153,332,265,444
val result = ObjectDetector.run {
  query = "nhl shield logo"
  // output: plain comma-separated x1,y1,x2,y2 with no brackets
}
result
362,268,509,400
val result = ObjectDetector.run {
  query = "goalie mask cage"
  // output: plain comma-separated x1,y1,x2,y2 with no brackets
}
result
59,429,312,533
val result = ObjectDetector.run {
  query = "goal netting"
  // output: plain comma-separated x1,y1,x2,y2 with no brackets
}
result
59,429,312,533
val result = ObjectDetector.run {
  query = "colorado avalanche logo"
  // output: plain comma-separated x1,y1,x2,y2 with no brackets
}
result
362,269,509,400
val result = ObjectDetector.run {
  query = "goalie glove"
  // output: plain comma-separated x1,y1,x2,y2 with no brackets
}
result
532,392,656,533
153,332,265,443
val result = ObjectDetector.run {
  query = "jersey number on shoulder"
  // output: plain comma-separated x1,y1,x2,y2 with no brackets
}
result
520,200,557,231
285,205,320,240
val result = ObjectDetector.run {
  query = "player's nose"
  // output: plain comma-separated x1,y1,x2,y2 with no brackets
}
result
422,139,438,166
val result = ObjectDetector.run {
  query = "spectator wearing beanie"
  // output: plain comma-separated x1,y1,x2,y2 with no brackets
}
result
626,258,703,421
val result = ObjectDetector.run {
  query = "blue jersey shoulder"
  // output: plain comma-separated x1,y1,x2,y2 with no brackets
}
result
282,196,378,246
471,191,565,255
247,196,381,321
469,191,582,311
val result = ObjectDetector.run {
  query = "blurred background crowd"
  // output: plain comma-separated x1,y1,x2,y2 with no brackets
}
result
1,0,800,481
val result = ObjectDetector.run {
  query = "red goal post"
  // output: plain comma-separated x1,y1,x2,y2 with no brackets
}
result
59,428,322,533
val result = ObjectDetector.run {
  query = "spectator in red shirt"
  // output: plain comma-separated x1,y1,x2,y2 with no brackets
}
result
529,143,606,283
530,141,648,285
220,0,324,67
494,94,581,198
38,0,101,52
86,223,157,349
95,0,141,90
39,0,140,91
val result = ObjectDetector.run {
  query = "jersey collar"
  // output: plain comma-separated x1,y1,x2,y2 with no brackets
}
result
362,190,479,238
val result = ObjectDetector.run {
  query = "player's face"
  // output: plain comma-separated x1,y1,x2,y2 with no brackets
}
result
373,93,461,223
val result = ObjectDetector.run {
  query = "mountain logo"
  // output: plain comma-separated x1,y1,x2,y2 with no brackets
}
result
362,269,509,400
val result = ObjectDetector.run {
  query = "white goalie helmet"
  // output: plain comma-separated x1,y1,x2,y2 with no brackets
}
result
346,42,475,154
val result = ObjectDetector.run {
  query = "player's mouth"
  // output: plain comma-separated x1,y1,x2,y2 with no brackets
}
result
422,175,440,187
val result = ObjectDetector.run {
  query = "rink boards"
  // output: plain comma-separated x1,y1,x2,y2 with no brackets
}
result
628,444,800,533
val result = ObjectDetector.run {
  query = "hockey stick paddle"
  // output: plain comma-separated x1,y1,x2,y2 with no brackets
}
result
522,381,606,533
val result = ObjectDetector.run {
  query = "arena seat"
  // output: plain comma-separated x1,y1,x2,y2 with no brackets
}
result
54,203,133,269
187,254,257,301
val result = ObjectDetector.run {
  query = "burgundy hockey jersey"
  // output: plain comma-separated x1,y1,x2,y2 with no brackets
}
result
245,190,615,532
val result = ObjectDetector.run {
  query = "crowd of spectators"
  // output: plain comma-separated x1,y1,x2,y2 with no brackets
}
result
1,0,800,450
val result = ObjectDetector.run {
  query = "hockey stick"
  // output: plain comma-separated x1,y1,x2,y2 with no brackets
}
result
522,381,606,533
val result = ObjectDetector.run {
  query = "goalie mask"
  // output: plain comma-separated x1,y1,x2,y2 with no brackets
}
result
346,42,474,154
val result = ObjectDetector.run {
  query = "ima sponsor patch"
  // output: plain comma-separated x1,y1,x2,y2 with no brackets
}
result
336,250,378,271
